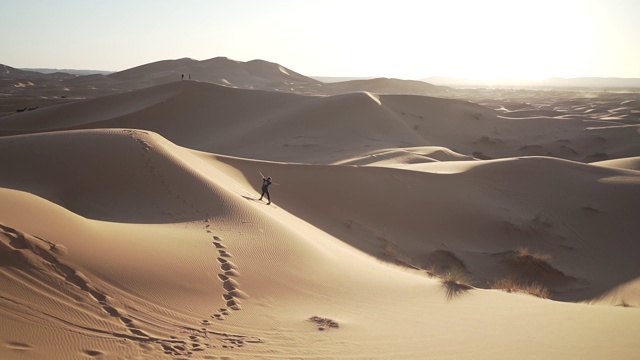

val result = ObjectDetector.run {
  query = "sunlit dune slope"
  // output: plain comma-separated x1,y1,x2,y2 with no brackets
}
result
594,156,640,171
335,146,473,166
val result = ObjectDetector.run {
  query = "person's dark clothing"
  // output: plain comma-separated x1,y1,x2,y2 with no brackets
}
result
259,178,272,204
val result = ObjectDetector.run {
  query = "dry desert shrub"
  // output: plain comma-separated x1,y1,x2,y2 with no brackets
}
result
421,250,468,276
506,247,554,271
440,267,473,300
308,316,339,331
617,299,635,308
502,247,564,284
492,277,550,299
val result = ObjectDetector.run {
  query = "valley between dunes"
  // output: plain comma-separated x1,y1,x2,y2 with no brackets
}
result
1,72,639,359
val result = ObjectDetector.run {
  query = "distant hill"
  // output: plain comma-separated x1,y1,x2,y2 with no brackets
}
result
108,57,322,90
424,76,640,89
20,68,114,76
1,57,447,116
311,76,377,83
107,57,449,95
1,64,46,78
323,77,448,96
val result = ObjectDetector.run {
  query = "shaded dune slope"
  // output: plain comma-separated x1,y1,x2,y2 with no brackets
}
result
3,80,638,163
215,154,640,303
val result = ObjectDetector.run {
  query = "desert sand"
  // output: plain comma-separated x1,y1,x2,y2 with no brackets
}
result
0,58,639,359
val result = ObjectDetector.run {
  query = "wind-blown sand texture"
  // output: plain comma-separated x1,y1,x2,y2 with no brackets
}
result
1,59,639,359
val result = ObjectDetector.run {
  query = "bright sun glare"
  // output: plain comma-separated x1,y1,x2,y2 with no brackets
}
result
280,0,598,80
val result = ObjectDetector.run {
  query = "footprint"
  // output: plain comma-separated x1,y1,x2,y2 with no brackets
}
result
218,250,232,258
6,341,33,351
228,289,249,299
83,349,104,357
217,258,239,271
212,242,227,249
224,269,241,277
222,278,240,291
120,317,149,337
102,304,120,317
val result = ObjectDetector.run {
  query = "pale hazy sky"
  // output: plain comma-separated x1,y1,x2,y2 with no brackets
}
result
2,0,639,80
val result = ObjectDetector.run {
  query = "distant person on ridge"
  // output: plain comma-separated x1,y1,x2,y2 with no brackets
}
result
258,171,278,205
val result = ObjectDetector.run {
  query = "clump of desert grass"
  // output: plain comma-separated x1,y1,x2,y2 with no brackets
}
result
308,316,339,331
439,267,473,300
504,247,557,276
492,277,550,299
417,250,473,300
617,299,635,308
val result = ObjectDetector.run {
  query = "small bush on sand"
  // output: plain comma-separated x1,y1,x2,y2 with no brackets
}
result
617,299,634,308
513,247,552,263
440,268,473,300
492,277,550,299
504,247,560,279
308,316,339,331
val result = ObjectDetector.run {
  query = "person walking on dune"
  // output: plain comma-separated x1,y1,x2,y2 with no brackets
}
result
258,171,278,205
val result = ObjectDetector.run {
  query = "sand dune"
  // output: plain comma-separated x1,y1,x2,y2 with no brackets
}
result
3,80,637,164
0,57,451,117
215,153,640,302
109,57,321,90
335,146,473,166
322,77,447,96
1,58,640,359
1,129,639,359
